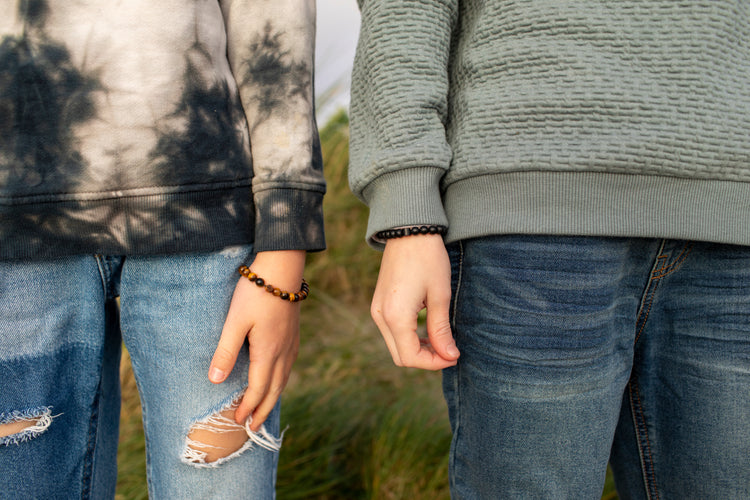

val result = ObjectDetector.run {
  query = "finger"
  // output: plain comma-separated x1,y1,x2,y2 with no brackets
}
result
235,357,274,425
245,363,288,432
208,279,254,384
386,313,457,370
371,301,404,366
208,321,248,384
425,290,459,361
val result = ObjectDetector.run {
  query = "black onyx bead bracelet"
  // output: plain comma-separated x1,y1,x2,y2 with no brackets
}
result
238,265,309,302
375,225,447,240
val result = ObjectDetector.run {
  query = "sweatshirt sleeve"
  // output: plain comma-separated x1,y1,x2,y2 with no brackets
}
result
220,0,325,252
349,0,458,248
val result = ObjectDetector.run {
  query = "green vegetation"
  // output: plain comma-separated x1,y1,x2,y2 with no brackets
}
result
116,109,619,499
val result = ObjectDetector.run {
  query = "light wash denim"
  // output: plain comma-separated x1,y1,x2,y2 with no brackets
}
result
0,246,280,499
444,236,750,499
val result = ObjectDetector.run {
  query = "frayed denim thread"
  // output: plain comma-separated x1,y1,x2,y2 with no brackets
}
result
181,389,284,468
0,406,55,446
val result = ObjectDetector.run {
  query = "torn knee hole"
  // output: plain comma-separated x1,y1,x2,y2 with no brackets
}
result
0,407,53,445
183,401,283,467
185,406,249,464
0,420,36,437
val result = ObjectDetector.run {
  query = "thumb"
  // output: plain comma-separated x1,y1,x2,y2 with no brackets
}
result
208,280,251,384
425,294,459,361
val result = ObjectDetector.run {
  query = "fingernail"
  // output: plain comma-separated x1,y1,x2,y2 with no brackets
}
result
446,343,460,357
209,367,226,382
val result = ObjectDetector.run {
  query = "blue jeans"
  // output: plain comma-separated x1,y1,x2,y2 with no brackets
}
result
0,246,280,499
444,236,750,499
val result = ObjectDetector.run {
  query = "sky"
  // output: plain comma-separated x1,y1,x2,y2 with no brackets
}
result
315,0,361,122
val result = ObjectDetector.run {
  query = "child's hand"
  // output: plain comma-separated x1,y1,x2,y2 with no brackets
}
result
371,235,459,370
208,250,306,431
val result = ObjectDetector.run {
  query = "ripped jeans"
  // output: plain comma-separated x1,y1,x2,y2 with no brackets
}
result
0,246,281,499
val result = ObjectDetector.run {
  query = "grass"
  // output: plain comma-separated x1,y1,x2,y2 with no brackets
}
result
116,109,619,499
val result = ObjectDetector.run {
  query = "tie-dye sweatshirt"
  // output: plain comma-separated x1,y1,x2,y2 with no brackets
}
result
349,1,750,248
0,0,325,260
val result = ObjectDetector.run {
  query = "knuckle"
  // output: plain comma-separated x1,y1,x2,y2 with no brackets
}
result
269,383,285,397
370,301,383,320
430,322,453,338
212,346,236,364
373,296,404,320
249,342,283,360
393,350,417,368
245,384,267,399
435,287,452,302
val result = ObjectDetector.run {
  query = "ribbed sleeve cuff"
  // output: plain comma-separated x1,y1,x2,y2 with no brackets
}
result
253,187,326,252
361,167,449,249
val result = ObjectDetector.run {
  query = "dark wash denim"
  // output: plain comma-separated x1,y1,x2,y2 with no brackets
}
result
444,236,750,499
0,246,280,499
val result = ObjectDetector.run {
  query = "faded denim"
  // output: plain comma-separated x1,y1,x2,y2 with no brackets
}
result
444,236,750,499
0,246,280,499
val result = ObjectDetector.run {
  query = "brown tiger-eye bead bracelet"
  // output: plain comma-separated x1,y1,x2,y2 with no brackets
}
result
238,265,309,302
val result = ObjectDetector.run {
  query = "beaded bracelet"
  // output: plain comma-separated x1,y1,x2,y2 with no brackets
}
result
374,225,447,241
238,265,309,302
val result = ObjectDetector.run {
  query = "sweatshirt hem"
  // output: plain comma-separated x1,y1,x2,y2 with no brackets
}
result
0,187,254,260
443,171,750,247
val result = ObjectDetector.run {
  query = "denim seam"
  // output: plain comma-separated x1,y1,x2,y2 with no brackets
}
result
634,278,658,346
628,241,667,500
651,243,694,279
94,255,110,300
126,354,156,497
627,382,660,500
448,241,464,495
634,242,692,345
629,240,694,500
95,255,124,301
81,374,102,500
450,241,464,333
77,256,111,500
632,280,661,499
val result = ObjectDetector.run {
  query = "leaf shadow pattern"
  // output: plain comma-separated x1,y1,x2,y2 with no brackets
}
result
150,42,249,183
139,39,254,248
238,21,326,251
0,0,115,258
0,0,99,196
1,6,256,258
242,22,312,129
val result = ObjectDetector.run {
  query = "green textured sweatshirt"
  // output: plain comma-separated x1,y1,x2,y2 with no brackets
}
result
349,0,750,248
